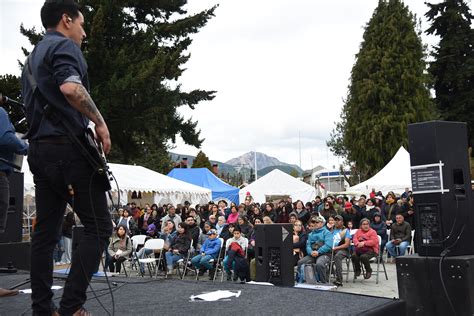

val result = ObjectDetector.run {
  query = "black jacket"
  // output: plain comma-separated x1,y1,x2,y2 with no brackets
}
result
169,233,191,255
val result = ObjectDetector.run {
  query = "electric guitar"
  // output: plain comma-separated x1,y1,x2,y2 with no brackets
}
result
84,124,112,191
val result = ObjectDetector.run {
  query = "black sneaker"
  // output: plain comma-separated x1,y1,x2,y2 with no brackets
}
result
198,268,206,276
226,273,232,281
355,270,361,277
233,275,238,282
208,269,216,280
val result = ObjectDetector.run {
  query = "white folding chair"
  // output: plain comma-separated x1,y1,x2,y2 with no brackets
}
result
177,239,194,279
138,239,165,278
129,235,147,272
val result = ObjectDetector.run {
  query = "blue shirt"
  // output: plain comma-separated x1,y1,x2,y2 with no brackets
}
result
21,31,90,140
0,108,28,175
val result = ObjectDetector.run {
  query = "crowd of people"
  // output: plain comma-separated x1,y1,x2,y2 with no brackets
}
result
58,188,415,285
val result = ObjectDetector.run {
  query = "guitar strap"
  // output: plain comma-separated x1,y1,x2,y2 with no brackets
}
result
24,55,110,185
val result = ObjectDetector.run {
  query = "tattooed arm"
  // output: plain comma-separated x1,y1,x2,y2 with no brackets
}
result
60,82,111,154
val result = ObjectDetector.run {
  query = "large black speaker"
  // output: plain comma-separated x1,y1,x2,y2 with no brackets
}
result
0,172,24,243
397,254,474,315
255,224,293,286
0,241,31,270
408,121,474,256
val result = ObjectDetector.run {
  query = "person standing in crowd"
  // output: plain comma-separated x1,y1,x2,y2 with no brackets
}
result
0,107,28,236
352,218,379,280
22,2,112,314
107,225,132,273
385,214,412,258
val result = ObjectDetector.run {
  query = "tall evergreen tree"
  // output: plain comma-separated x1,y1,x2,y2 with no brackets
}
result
425,0,474,148
328,0,435,180
191,150,212,171
20,0,217,173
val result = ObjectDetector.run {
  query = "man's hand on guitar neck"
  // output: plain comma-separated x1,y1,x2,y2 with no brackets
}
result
60,82,112,154
95,123,111,155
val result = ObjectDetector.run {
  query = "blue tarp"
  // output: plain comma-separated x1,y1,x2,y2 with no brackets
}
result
167,168,240,205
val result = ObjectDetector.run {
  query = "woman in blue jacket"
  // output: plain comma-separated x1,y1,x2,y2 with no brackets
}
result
191,229,222,280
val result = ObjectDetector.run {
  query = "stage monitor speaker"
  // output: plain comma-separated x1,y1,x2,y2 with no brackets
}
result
408,121,474,256
255,224,293,286
0,172,24,243
397,254,474,316
0,241,31,271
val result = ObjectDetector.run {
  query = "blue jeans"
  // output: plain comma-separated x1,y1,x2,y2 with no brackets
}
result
386,240,409,257
165,251,184,271
191,254,214,270
223,255,236,274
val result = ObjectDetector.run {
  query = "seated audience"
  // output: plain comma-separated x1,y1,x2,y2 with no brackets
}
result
385,214,412,258
331,215,351,286
226,205,239,224
352,218,379,279
107,225,132,273
165,223,191,276
293,220,307,265
191,229,222,280
370,212,388,259
223,227,249,281
296,216,333,283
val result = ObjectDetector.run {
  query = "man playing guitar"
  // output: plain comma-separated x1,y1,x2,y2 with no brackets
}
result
21,1,112,315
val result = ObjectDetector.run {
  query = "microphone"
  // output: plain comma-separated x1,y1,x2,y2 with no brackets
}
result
0,93,25,108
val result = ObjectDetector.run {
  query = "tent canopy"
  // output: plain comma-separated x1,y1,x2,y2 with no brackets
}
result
167,168,240,204
348,146,411,195
108,163,211,205
239,169,317,203
20,157,211,206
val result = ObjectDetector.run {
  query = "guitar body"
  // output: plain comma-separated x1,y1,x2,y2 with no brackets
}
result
85,126,111,191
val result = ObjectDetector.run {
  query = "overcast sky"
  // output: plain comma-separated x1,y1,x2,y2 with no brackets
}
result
1,0,473,170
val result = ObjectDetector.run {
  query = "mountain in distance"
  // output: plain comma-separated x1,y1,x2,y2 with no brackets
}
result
169,151,303,177
225,151,304,175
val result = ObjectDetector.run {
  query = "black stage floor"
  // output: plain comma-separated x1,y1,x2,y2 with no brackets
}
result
0,271,405,316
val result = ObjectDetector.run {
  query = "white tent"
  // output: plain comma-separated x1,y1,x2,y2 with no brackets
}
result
107,163,211,206
348,146,411,195
239,169,317,203
20,157,212,206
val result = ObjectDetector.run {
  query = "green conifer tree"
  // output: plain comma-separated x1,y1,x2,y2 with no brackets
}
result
191,150,212,171
426,0,474,148
328,0,435,180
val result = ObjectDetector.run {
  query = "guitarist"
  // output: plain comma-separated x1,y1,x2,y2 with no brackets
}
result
21,1,112,315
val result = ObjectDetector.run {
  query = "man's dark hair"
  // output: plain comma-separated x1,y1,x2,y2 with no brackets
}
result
41,1,81,29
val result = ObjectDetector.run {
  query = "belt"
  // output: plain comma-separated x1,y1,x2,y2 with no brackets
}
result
34,135,72,144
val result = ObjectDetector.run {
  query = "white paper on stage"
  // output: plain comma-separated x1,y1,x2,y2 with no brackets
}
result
19,285,63,294
245,281,274,286
294,283,337,291
190,290,241,301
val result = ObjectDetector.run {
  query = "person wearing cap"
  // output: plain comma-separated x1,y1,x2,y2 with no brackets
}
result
342,200,361,229
191,229,222,280
331,215,351,286
296,216,333,283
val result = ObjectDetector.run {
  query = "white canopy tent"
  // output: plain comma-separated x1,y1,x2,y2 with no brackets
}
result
20,157,211,206
239,169,317,203
107,163,211,206
348,146,412,195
